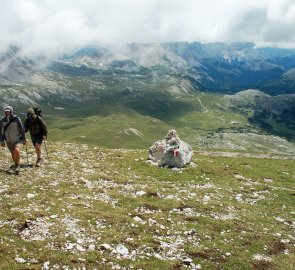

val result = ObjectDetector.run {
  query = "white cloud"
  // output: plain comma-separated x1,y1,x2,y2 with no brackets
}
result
0,0,295,56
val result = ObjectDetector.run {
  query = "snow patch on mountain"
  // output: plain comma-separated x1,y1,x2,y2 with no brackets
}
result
283,68,295,80
123,128,144,137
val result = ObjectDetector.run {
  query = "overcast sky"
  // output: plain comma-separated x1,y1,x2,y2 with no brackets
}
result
1,0,295,56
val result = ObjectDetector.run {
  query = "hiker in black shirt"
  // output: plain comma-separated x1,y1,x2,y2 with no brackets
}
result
24,108,48,167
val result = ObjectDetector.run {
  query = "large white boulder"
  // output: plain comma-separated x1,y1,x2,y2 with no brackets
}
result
148,129,193,168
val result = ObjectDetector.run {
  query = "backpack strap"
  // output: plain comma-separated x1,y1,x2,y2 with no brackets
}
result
4,116,16,133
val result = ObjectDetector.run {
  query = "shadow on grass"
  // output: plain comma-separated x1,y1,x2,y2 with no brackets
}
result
249,111,295,142
125,93,197,122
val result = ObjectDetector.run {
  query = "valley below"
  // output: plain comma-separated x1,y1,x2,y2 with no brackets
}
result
1,42,295,153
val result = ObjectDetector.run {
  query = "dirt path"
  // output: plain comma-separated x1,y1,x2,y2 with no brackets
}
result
194,150,295,160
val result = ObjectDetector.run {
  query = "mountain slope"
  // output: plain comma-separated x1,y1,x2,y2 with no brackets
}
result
0,141,294,269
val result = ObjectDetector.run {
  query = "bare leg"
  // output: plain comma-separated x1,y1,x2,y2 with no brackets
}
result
35,143,43,167
11,147,21,165
10,147,21,174
35,143,42,159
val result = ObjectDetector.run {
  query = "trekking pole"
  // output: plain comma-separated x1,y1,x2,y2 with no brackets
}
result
44,141,50,161
25,143,29,164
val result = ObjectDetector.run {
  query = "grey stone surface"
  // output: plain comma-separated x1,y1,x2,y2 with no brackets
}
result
148,129,193,168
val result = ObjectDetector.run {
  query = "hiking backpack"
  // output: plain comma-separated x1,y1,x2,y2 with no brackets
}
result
33,107,42,117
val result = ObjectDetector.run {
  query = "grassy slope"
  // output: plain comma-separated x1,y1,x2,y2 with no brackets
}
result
1,72,294,150
40,92,251,150
0,142,294,269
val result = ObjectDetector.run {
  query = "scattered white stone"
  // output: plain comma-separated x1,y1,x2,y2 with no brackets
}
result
281,239,290,244
42,261,50,270
125,237,134,243
263,178,273,183
154,253,163,260
275,217,285,222
15,255,26,263
165,195,177,199
235,174,246,180
77,238,84,244
171,167,182,172
284,249,290,255
235,194,243,201
100,243,112,250
76,244,86,252
26,193,36,199
20,218,53,241
88,244,96,251
253,254,273,262
65,242,75,250
189,162,197,167
135,191,146,196
116,244,129,255
0,188,8,194
133,216,145,224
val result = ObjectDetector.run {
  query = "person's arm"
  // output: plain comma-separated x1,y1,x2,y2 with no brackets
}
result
23,118,29,133
0,120,5,146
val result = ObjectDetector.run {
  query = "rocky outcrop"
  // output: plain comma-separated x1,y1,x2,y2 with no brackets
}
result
148,129,193,168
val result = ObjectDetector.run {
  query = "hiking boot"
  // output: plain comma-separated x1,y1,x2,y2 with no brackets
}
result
15,165,20,175
35,158,43,167
8,166,15,174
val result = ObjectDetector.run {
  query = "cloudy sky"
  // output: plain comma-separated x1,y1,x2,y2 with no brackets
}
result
1,0,295,56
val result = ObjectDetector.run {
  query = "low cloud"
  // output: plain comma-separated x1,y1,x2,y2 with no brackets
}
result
0,0,295,57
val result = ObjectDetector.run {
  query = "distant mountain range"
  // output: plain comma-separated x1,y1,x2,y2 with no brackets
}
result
1,42,295,94
0,42,294,150
51,41,295,95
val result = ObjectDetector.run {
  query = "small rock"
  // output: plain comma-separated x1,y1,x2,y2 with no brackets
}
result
15,255,26,263
116,244,129,255
76,244,86,252
100,243,112,250
154,253,163,260
65,242,75,250
182,257,193,265
88,244,96,251
43,262,50,270
133,216,144,223
26,193,36,199
135,191,146,196
124,237,134,243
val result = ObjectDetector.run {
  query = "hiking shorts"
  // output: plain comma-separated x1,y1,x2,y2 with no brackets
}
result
31,135,43,147
6,142,21,152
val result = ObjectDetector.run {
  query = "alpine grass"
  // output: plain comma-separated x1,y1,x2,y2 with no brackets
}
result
0,141,294,269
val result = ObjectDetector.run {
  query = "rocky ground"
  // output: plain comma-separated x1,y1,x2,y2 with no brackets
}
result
0,142,294,269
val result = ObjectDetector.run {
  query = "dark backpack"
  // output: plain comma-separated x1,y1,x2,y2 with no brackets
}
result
33,107,42,117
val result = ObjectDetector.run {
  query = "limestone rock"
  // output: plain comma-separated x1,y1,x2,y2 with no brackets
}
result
148,129,193,168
